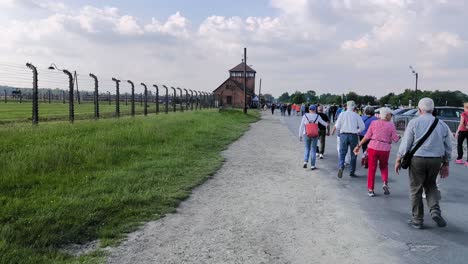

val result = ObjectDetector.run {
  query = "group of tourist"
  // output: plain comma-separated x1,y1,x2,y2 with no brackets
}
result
295,98,468,229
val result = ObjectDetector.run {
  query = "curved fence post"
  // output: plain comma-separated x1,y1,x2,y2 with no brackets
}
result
141,83,148,116
89,73,99,119
112,78,121,118
26,63,39,125
176,87,183,112
127,80,135,117
194,91,199,110
189,89,194,111
153,85,159,114
163,85,169,114
171,87,176,112
63,70,74,123
183,88,189,111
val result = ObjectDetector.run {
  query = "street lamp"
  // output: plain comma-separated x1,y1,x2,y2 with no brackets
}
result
409,66,418,105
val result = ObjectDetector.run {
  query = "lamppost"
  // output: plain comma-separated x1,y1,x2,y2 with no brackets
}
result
409,66,418,105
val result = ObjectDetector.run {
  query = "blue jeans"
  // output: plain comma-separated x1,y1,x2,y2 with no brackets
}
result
304,136,319,166
338,134,358,173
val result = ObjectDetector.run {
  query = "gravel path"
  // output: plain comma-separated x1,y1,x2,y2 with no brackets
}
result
107,113,402,264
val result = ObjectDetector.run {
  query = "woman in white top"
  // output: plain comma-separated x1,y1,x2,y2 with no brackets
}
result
299,105,329,170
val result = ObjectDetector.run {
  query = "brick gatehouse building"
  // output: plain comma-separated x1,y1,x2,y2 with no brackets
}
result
213,62,256,108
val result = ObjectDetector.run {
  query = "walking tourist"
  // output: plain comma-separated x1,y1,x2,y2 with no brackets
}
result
299,105,328,170
359,106,378,168
301,103,306,116
354,107,399,197
332,101,365,178
395,98,452,229
455,102,468,166
287,104,292,116
271,103,276,115
316,105,330,159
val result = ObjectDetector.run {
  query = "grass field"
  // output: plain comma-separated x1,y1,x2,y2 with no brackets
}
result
0,101,189,123
0,109,259,263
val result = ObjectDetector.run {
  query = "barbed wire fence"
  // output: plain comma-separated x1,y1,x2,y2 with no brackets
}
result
0,62,217,125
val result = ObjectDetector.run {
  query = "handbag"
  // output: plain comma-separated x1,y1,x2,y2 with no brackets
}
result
400,118,439,169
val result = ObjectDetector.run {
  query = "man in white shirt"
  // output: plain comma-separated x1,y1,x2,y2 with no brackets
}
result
332,101,365,178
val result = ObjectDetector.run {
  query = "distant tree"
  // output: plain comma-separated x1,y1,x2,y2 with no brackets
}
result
278,92,290,102
305,90,317,103
262,93,274,104
291,91,306,104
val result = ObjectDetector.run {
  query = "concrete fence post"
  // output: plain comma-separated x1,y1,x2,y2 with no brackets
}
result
26,63,39,125
141,83,148,116
153,85,159,114
171,87,176,112
89,73,99,119
112,78,121,118
63,70,75,123
163,85,169,114
127,80,135,117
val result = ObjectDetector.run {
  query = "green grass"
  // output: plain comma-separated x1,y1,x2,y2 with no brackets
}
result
0,101,188,123
0,109,259,263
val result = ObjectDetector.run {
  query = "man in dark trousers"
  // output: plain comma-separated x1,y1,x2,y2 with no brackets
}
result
316,105,330,159
395,98,452,229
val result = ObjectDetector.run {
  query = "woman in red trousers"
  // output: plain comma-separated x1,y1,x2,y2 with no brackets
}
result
354,107,400,197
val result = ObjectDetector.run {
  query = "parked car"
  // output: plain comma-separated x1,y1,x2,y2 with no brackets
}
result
392,108,413,116
393,109,418,130
434,107,464,133
393,107,463,133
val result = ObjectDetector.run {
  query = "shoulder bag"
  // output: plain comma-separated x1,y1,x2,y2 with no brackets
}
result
400,118,439,169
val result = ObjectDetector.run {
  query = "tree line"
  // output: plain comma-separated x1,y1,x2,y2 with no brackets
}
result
275,89,468,107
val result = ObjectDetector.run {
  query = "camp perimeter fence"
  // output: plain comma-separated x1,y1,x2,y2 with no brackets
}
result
0,62,217,124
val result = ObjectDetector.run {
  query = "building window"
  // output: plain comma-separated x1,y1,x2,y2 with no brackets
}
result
227,96,232,105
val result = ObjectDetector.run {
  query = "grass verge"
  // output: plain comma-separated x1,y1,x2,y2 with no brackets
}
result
0,109,259,263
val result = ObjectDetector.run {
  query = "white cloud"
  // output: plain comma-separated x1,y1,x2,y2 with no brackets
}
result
1,0,468,97
419,32,462,54
145,12,190,38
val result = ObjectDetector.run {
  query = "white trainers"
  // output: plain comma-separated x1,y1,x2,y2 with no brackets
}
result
303,162,307,169
319,154,324,159
311,166,317,170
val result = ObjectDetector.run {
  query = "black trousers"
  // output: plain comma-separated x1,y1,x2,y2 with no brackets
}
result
457,131,468,161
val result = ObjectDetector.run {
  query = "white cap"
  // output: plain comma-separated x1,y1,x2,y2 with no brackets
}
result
418,97,434,112
379,107,392,119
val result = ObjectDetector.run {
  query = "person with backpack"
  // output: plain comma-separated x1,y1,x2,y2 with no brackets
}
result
455,102,468,166
299,105,328,170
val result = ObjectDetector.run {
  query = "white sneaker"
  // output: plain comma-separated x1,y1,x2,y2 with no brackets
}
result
311,166,316,170
316,153,319,157
303,162,307,168
319,154,324,159
422,192,426,199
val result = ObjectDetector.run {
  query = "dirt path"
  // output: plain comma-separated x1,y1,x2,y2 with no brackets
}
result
107,113,402,264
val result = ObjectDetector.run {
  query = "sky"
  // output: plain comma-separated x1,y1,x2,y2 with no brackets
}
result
0,0,467,97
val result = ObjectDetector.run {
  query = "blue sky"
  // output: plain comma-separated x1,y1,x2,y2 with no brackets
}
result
0,0,467,98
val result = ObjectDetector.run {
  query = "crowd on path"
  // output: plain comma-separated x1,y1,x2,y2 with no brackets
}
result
274,98,468,230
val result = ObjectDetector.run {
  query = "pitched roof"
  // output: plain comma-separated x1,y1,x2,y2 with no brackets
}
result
229,62,256,73
213,78,254,96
